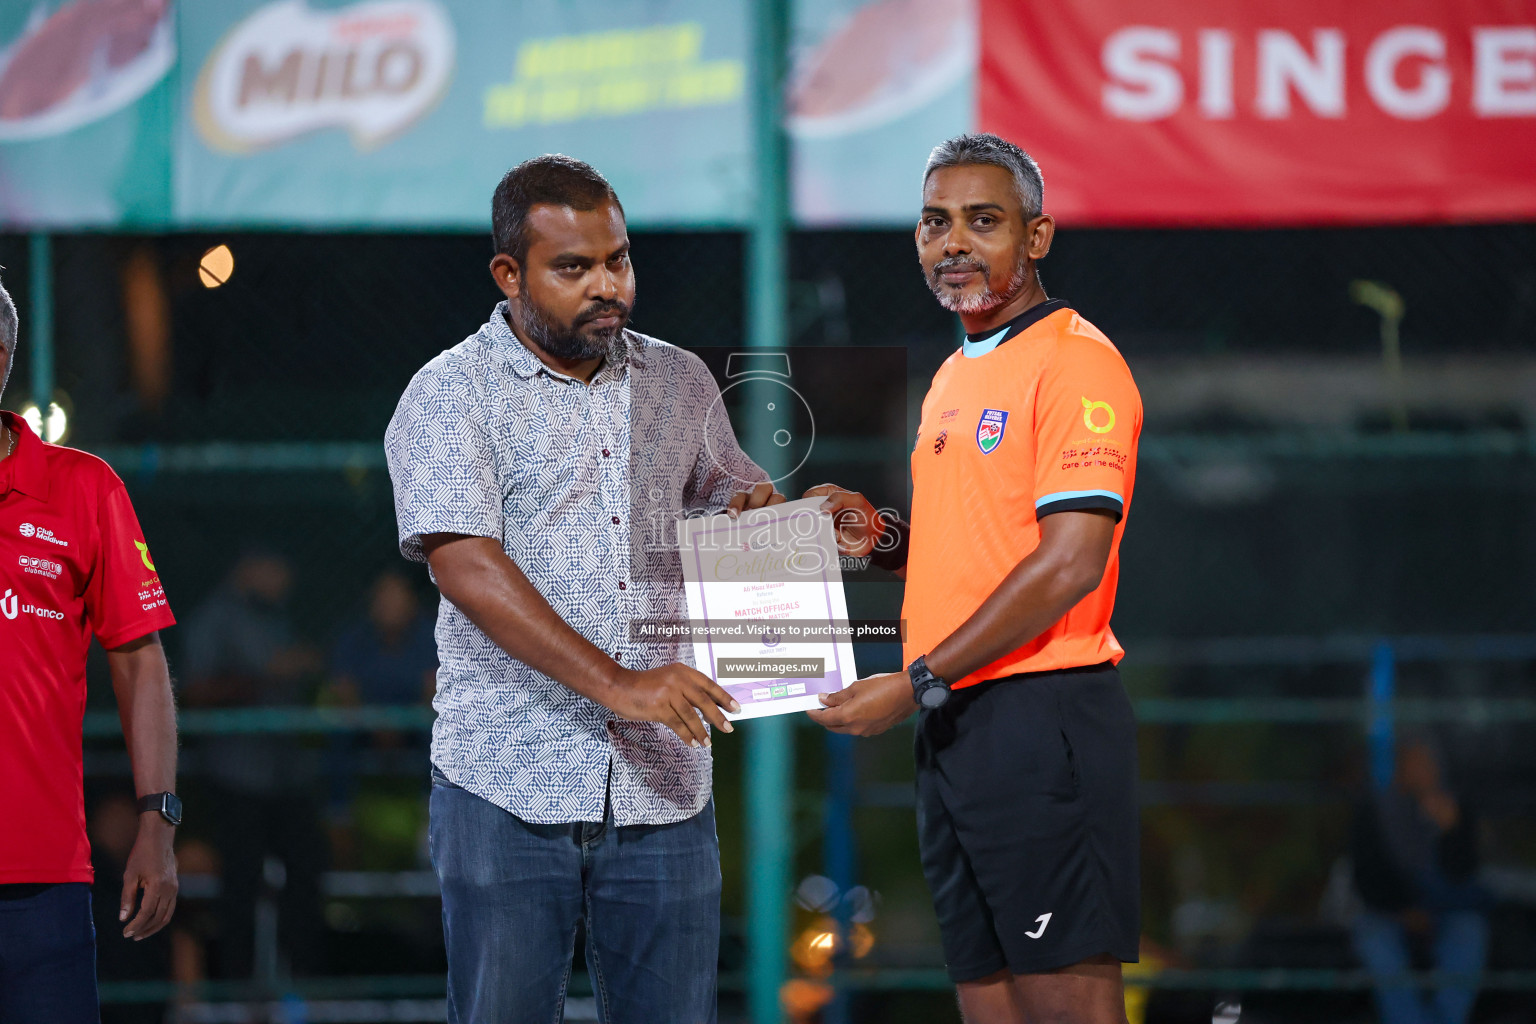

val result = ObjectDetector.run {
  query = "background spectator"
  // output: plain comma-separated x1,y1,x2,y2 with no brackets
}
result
181,550,320,710
1351,738,1490,1024
320,570,437,866
181,550,325,979
326,570,436,709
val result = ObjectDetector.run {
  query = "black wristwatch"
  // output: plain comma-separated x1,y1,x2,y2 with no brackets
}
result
908,655,951,709
137,792,183,826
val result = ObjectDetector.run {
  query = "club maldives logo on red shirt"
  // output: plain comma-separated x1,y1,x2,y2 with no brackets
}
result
19,522,68,547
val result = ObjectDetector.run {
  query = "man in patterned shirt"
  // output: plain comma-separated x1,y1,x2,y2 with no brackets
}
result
385,155,779,1023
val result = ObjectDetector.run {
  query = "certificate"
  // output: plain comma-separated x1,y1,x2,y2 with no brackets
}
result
680,498,856,720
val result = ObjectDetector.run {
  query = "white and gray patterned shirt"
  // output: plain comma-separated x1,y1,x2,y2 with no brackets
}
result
385,302,767,826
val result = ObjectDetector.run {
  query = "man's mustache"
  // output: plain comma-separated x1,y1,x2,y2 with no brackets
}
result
577,301,631,325
930,255,988,278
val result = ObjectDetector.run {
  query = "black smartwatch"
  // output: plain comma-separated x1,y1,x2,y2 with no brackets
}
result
137,792,183,826
908,655,951,709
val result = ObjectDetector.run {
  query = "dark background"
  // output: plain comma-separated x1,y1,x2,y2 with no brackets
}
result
1,222,1533,1022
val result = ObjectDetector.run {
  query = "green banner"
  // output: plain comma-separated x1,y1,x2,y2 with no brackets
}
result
175,0,750,227
0,0,971,229
787,0,974,226
0,1,176,226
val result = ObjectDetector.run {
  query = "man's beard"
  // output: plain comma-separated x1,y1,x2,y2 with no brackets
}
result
516,292,632,361
925,251,1030,314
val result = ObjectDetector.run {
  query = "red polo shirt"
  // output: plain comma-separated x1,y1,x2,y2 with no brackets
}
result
0,412,175,883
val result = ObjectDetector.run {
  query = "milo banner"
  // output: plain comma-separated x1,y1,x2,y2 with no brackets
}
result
0,0,758,228
0,0,966,229
177,0,751,226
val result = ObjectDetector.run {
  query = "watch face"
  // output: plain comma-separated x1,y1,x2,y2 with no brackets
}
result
919,684,950,708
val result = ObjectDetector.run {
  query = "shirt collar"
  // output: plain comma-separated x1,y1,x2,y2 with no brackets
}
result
485,300,645,383
961,326,1011,359
961,298,1073,358
0,410,49,501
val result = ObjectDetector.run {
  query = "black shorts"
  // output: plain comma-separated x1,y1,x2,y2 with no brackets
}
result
915,662,1140,981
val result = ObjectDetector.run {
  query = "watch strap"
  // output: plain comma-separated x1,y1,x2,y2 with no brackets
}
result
908,655,947,691
137,792,182,824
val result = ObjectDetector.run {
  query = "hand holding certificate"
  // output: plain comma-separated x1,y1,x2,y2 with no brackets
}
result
680,498,856,720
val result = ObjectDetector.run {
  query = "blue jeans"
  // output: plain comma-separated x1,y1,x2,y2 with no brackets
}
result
0,882,99,1024
429,768,721,1024
1352,909,1488,1024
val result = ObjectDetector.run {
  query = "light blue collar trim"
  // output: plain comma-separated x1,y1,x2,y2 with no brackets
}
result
962,327,1010,358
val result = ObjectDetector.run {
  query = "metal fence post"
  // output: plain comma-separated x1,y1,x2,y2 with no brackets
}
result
1368,641,1396,790
29,232,53,411
745,1,791,1022
823,730,857,1024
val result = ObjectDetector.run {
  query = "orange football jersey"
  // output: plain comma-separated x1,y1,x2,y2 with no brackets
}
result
901,303,1142,687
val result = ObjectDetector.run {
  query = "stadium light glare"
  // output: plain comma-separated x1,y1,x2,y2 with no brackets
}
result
21,401,68,443
199,244,235,288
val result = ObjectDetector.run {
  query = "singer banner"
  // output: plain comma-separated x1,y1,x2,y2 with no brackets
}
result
978,0,1536,225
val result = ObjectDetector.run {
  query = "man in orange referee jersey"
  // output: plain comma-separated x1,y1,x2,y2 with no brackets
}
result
807,133,1142,1024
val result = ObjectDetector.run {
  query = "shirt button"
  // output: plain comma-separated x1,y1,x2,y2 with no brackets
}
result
618,581,627,590
602,449,611,457
611,516,620,524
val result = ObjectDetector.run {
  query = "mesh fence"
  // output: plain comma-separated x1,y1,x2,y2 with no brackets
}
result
1,223,1534,1021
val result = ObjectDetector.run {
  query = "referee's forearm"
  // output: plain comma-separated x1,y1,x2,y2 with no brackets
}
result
926,563,1093,683
924,513,1113,683
107,635,178,798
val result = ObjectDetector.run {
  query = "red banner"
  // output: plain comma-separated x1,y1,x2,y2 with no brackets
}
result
978,0,1536,225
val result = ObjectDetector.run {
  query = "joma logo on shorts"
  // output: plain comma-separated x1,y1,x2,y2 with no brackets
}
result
1025,912,1053,939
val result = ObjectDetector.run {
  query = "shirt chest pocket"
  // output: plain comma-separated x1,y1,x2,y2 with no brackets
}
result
498,392,622,522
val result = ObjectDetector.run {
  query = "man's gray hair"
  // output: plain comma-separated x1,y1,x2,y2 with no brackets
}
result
924,132,1045,219
0,275,15,399
0,276,15,356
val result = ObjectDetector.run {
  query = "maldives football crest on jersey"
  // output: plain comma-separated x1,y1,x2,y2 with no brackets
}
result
976,409,1008,454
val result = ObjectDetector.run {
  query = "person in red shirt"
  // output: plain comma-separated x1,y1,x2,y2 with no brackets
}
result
0,280,180,1024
